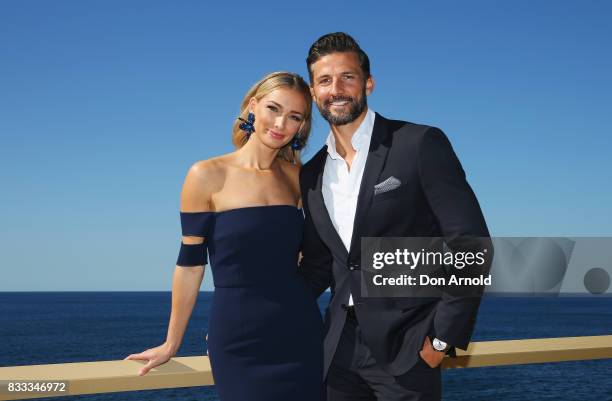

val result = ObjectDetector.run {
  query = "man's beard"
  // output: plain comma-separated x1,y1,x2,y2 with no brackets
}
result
317,90,367,126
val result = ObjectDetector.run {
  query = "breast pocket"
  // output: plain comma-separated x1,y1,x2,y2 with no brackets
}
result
372,184,408,203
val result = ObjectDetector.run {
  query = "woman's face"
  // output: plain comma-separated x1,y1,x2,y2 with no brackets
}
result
249,88,307,150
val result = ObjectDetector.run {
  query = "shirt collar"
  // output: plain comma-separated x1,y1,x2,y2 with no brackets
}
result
325,108,376,160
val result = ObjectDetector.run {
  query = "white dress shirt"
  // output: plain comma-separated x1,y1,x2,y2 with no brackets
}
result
322,108,376,306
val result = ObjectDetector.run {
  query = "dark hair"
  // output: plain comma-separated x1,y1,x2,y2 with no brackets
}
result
306,32,370,82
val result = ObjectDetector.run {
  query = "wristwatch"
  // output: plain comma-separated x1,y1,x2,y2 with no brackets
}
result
432,337,449,352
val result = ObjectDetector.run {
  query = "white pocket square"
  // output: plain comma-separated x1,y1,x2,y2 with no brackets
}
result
374,176,402,195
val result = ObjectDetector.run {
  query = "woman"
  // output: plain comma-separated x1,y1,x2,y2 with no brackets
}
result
125,72,324,401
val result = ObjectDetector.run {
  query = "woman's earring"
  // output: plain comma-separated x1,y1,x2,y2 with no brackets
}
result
291,134,304,151
238,112,256,139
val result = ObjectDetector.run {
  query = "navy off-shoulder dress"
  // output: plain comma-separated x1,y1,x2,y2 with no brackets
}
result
179,205,324,401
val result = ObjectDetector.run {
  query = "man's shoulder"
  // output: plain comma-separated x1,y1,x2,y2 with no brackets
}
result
300,145,327,180
376,114,454,154
376,112,437,139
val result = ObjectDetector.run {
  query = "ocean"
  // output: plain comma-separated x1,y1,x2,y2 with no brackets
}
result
1,292,611,401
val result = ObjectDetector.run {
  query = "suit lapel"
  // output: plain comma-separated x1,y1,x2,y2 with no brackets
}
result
306,148,349,261
348,113,392,256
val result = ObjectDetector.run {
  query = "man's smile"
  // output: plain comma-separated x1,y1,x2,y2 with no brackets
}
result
325,97,354,109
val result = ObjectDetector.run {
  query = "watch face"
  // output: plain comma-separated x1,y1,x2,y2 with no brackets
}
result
433,338,447,351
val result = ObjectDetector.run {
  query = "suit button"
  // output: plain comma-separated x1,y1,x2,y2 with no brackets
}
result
348,262,360,271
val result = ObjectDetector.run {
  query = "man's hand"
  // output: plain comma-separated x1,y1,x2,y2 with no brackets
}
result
419,336,445,368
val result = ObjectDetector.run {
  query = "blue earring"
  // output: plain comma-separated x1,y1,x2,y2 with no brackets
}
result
238,112,255,139
291,135,305,151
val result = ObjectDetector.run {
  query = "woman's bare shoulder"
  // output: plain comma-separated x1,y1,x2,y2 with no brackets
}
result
181,155,231,211
186,157,226,183
277,159,300,181
276,159,301,201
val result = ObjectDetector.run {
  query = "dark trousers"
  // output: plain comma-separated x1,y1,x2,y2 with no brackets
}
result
326,309,441,401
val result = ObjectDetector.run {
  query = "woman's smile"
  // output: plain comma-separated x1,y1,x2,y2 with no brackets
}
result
267,129,286,141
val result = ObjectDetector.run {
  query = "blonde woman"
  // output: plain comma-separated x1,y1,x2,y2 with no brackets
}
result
126,72,324,401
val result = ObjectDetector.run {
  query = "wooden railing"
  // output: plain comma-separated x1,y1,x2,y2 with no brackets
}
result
1,335,611,400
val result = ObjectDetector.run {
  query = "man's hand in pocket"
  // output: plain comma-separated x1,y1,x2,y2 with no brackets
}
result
419,336,445,368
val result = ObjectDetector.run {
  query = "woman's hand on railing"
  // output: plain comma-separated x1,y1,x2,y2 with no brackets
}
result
124,343,175,376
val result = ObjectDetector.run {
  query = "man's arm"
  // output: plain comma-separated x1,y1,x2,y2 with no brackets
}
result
298,171,334,298
418,127,493,350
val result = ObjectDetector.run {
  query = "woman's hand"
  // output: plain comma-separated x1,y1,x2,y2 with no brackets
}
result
124,343,175,376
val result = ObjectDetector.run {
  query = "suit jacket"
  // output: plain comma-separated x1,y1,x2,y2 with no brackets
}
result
299,112,492,377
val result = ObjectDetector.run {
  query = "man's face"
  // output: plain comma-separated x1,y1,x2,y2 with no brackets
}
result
310,52,374,126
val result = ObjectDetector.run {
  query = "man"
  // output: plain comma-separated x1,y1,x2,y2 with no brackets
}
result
299,32,492,401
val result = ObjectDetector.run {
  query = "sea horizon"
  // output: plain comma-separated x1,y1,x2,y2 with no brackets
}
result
1,292,611,400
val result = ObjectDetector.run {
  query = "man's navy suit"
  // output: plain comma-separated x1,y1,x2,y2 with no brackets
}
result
299,112,492,399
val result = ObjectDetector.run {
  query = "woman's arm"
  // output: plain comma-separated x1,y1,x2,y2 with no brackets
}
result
125,160,217,375
124,264,204,375
165,264,204,354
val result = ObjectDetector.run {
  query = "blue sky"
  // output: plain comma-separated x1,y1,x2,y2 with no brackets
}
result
1,1,610,291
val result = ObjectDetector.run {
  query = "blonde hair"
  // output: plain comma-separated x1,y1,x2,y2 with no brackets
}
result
232,71,312,165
